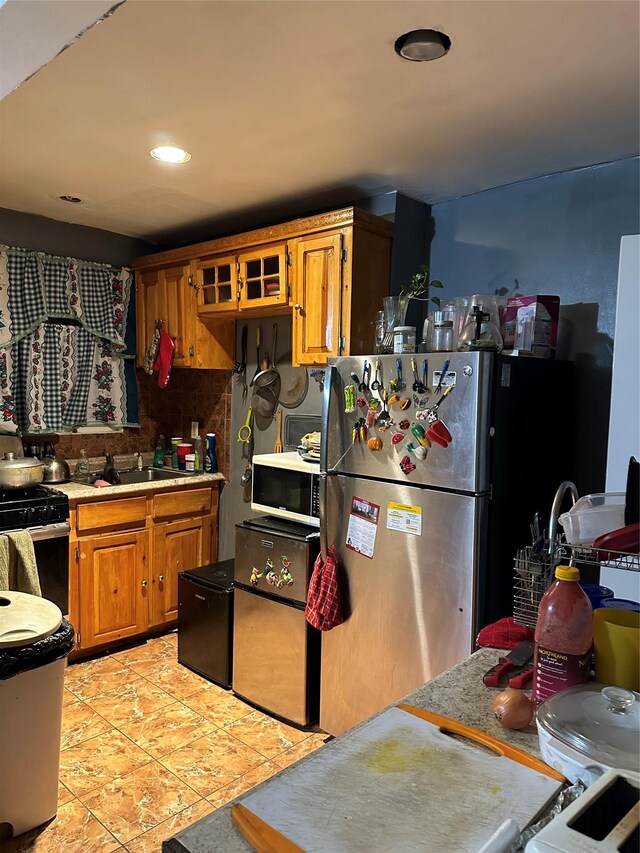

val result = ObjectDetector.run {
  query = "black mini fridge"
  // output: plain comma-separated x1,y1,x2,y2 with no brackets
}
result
178,559,234,689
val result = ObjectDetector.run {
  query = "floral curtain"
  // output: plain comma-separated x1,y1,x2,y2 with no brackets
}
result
0,246,138,433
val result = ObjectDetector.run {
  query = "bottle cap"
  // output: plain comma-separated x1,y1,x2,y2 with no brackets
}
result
555,565,580,581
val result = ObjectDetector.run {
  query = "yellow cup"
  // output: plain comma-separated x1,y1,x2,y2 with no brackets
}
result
593,608,640,692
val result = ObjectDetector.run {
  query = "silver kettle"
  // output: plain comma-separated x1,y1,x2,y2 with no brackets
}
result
42,443,71,484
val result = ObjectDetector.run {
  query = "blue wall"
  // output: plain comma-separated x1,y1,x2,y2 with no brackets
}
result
428,157,640,494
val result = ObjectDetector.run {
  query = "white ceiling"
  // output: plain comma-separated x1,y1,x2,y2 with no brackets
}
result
0,0,638,244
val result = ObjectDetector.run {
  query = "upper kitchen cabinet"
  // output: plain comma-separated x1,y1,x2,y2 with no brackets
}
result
133,261,235,370
195,244,290,315
133,207,393,366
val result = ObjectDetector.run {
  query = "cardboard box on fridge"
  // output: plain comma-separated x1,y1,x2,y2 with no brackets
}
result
503,295,560,358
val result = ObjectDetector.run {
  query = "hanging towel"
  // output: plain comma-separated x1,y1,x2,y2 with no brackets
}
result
153,327,175,389
0,531,42,597
143,320,162,375
305,546,345,631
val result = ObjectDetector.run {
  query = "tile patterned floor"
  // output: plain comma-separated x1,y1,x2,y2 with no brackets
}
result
5,632,327,852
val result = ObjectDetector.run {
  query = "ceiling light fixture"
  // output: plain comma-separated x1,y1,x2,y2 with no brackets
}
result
395,29,451,62
59,195,82,203
150,145,191,164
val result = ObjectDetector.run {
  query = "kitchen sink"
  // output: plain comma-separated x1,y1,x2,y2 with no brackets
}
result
71,467,195,486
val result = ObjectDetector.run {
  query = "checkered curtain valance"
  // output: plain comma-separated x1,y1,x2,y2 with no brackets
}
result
0,246,138,433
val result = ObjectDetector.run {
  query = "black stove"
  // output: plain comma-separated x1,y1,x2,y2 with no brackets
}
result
0,485,70,531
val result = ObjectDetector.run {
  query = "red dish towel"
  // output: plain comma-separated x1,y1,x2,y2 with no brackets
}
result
153,328,175,389
305,546,345,631
476,616,535,650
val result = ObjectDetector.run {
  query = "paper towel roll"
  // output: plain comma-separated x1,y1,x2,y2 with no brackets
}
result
594,607,640,692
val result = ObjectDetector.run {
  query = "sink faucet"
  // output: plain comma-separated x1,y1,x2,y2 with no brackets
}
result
548,480,579,556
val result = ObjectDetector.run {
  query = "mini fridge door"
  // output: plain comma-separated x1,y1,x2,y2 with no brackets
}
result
233,588,320,726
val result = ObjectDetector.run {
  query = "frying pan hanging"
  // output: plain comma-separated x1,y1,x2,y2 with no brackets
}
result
277,322,309,409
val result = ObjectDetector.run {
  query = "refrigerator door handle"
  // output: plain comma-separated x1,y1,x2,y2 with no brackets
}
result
320,364,341,561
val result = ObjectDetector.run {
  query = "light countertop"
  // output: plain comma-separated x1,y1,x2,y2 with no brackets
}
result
163,648,543,853
52,471,225,502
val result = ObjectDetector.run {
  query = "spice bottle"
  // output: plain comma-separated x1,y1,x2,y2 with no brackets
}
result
533,565,593,704
193,436,204,473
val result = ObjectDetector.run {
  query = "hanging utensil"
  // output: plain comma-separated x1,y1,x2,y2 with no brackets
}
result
252,383,279,419
411,357,425,393
389,357,405,392
377,389,391,427
422,358,430,393
238,407,253,443
371,359,382,391
252,324,280,389
250,326,262,386
274,409,283,453
435,358,450,395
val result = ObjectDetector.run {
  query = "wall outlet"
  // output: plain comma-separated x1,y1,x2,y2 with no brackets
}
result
190,421,199,439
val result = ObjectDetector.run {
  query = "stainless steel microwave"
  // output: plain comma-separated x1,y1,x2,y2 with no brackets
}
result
251,452,320,527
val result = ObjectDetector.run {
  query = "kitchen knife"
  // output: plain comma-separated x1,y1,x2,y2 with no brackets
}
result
483,640,534,687
509,667,534,689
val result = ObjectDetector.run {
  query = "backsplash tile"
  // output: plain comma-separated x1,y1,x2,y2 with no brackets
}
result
53,368,232,478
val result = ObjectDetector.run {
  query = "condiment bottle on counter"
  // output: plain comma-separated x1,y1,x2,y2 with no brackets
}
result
533,565,593,704
153,434,165,468
204,433,218,473
193,436,204,473
171,437,182,470
75,449,89,476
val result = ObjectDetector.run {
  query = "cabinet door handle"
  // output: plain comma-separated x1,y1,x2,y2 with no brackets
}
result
141,580,148,587
158,575,164,582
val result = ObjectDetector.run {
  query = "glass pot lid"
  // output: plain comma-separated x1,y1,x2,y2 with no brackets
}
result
537,683,640,770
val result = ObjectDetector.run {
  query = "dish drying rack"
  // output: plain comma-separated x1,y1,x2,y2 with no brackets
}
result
513,481,640,628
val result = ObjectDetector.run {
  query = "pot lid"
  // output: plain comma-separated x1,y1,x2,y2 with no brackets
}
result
0,452,43,470
0,591,62,648
537,682,640,770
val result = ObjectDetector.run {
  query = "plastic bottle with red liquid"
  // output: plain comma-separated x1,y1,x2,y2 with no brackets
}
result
533,565,593,704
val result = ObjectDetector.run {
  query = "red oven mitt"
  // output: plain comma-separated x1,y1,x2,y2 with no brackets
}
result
153,328,175,389
305,546,345,631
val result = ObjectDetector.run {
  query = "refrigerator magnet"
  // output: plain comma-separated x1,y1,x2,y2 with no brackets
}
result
346,496,380,560
387,502,423,536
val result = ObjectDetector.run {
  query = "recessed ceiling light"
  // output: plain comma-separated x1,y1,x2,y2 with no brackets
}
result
395,29,451,62
150,145,191,164
59,195,83,203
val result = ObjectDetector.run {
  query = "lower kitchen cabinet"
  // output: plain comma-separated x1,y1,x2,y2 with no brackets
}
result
151,515,212,627
69,484,219,655
78,529,150,648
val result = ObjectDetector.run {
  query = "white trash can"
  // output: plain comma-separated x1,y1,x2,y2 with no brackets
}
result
0,591,74,841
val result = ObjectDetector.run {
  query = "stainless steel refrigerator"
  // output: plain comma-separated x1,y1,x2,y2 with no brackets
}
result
319,351,573,735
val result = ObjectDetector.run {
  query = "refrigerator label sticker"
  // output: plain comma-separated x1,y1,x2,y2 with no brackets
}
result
432,370,456,389
386,502,422,536
346,497,380,559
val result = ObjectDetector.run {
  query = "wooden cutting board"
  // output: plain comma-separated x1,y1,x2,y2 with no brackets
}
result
238,706,563,852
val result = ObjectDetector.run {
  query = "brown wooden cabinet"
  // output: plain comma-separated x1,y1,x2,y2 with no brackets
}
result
151,515,212,626
69,483,219,655
135,261,235,370
78,529,149,648
132,207,393,367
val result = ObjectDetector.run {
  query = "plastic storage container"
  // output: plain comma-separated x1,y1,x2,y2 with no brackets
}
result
559,492,626,545
533,565,593,704
579,583,614,610
0,592,74,839
536,683,639,785
603,598,640,612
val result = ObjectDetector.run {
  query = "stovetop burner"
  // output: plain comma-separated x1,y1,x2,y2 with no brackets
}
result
0,484,69,530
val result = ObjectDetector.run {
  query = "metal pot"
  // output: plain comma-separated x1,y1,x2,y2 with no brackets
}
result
42,455,71,484
0,452,44,489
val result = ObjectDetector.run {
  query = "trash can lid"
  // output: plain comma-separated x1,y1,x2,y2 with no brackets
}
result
0,592,63,648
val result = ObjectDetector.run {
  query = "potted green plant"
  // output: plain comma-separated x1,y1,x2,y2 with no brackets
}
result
400,264,445,308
